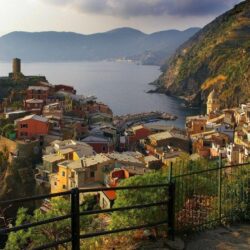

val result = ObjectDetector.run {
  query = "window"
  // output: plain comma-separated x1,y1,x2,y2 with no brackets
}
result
62,184,66,189
62,171,65,177
21,124,28,128
102,146,106,152
54,182,57,186
90,171,95,178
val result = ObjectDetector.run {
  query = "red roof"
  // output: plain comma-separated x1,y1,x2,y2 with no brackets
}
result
103,190,116,201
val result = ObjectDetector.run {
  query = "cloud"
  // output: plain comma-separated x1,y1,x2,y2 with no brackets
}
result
43,0,243,17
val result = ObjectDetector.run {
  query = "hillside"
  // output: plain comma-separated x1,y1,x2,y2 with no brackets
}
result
0,27,199,65
154,0,250,107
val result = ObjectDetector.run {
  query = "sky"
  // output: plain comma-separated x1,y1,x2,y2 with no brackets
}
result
0,0,243,36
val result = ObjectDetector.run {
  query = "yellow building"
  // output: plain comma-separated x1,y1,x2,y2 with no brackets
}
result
207,89,220,115
50,154,113,194
47,139,95,161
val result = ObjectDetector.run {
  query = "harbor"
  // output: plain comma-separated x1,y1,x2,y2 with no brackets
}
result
113,111,177,130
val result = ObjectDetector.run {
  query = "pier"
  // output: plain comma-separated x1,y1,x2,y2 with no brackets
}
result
113,111,177,130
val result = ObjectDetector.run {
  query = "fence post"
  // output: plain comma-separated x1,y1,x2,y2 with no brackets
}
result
218,153,222,224
168,163,175,241
71,188,80,250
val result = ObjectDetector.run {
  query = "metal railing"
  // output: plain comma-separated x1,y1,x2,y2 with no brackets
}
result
172,160,250,233
0,161,249,249
0,183,172,250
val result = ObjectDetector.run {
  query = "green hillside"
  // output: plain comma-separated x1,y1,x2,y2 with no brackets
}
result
155,0,250,108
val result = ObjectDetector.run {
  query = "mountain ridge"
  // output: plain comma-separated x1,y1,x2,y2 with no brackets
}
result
0,27,200,65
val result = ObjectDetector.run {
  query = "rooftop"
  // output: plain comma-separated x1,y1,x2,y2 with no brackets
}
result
102,190,116,201
107,152,143,165
16,114,48,123
148,131,188,142
59,154,111,170
51,140,95,157
82,135,110,143
5,110,27,115
28,86,49,91
144,155,159,163
43,154,64,163
25,99,44,104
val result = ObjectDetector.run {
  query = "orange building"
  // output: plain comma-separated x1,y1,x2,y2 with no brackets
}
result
186,116,207,136
16,115,49,139
27,86,49,101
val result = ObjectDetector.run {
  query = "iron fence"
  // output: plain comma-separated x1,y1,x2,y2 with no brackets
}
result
0,161,249,249
172,161,250,233
0,183,171,250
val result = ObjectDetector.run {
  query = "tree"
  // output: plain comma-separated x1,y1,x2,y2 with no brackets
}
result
110,171,168,237
5,197,97,250
1,124,15,137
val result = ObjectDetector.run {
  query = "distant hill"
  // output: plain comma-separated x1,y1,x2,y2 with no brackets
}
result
154,0,250,107
0,27,200,65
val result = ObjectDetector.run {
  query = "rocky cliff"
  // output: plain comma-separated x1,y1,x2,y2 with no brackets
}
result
155,0,250,108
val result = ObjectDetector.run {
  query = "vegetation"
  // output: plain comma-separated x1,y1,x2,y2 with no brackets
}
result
0,124,15,138
110,171,168,236
5,197,98,250
157,0,250,108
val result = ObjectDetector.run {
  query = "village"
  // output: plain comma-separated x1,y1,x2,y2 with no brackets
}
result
0,58,250,210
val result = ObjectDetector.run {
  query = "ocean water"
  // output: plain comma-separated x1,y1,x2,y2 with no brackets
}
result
0,61,199,128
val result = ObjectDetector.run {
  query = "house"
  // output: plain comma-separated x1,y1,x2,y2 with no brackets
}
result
99,190,116,209
226,144,246,165
46,115,63,136
50,154,112,193
147,131,190,153
82,135,114,153
161,150,183,166
107,152,145,168
233,104,250,125
223,109,236,126
46,139,95,161
27,86,49,101
15,114,49,140
24,99,44,114
186,116,207,136
62,116,88,140
144,155,162,169
206,122,234,141
209,133,230,158
35,154,65,188
43,103,63,118
4,110,29,122
125,125,151,150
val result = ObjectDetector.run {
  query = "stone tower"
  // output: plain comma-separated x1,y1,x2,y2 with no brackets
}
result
13,58,21,74
11,58,24,80
207,89,220,115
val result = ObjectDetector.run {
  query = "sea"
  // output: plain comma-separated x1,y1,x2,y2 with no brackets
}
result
0,61,200,128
